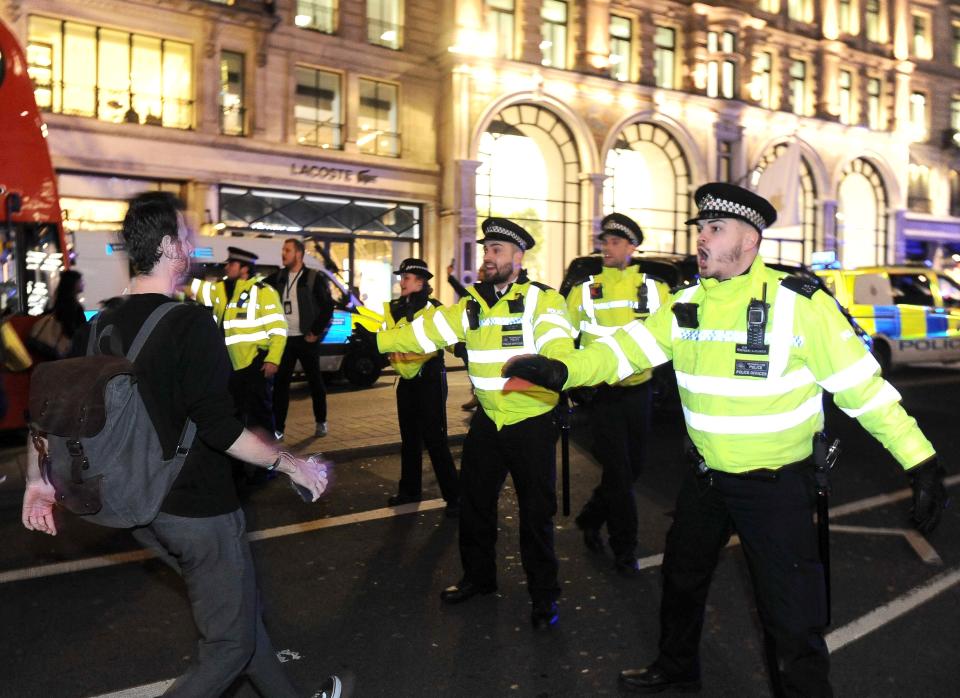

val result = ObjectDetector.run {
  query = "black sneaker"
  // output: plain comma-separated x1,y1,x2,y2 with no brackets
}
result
531,599,559,630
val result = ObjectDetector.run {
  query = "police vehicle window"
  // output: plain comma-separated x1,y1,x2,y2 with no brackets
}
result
888,273,934,306
938,274,960,307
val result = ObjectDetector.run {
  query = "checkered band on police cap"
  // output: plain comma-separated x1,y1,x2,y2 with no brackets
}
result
684,182,777,233
600,213,643,245
480,217,536,251
394,257,433,279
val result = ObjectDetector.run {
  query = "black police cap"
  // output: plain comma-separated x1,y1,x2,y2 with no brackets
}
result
600,212,643,246
685,183,777,233
226,246,258,266
393,257,433,280
480,217,536,251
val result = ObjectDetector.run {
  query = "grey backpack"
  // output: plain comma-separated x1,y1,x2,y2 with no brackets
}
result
28,302,197,528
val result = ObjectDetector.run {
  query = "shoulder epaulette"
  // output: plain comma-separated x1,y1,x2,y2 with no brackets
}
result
529,280,553,292
779,274,822,299
669,281,696,295
428,298,442,308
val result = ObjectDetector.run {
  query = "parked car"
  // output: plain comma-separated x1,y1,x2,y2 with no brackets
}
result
815,265,960,373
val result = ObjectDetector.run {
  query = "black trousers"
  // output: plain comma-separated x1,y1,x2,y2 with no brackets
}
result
228,350,275,437
577,382,651,556
273,335,327,432
656,466,831,697
396,358,459,504
459,408,560,602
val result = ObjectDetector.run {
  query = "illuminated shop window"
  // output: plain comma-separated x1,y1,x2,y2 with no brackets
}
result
609,15,631,82
540,0,567,69
476,104,581,286
295,0,337,33
27,15,193,129
358,79,399,157
749,142,820,266
219,51,245,136
837,158,889,268
654,26,676,89
295,66,342,149
486,0,515,60
603,122,692,254
368,0,403,49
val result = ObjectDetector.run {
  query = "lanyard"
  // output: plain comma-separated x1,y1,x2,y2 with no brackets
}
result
284,269,303,301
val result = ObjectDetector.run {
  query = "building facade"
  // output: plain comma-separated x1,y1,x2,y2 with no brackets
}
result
3,0,960,305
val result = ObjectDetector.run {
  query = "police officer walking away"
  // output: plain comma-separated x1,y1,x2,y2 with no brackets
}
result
566,213,669,576
505,183,947,694
373,218,575,629
191,247,287,439
266,238,335,439
383,258,460,516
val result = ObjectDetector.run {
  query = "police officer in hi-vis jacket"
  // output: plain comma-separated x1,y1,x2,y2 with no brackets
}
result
565,213,670,576
372,217,575,630
504,183,947,695
382,258,460,517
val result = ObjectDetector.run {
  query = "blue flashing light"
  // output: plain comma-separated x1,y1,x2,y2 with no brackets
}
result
83,310,100,321
810,250,840,270
191,247,214,258
321,309,353,345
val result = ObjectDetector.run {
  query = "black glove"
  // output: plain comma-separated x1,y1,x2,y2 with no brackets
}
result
907,457,948,535
502,355,568,393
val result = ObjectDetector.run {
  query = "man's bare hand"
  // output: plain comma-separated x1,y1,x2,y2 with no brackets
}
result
286,453,330,502
22,480,58,536
262,362,279,378
305,332,319,344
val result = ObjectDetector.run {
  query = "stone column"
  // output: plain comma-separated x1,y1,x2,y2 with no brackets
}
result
637,9,655,87
580,172,606,252
821,199,838,254
340,0,366,44
455,159,482,281
519,0,543,64
892,61,914,138
816,43,842,120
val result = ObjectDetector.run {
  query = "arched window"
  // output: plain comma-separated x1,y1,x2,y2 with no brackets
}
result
603,122,692,253
749,142,819,265
837,158,889,268
476,104,581,285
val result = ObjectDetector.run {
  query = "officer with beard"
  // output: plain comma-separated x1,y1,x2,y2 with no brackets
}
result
370,218,575,629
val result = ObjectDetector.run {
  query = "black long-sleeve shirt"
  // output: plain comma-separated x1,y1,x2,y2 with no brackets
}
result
73,294,244,517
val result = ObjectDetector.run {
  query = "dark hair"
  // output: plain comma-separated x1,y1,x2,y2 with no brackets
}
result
122,191,185,276
284,237,305,256
52,269,84,336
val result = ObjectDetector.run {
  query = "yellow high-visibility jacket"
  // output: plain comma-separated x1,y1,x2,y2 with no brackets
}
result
377,279,575,428
191,275,287,370
381,297,442,380
567,264,670,386
561,256,935,473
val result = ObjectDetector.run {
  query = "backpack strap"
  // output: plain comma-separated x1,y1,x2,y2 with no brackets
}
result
174,418,198,463
126,302,185,362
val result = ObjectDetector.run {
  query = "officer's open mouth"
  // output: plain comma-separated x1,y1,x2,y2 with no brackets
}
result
698,248,709,264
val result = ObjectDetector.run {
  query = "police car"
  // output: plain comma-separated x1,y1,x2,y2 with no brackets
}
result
814,263,960,373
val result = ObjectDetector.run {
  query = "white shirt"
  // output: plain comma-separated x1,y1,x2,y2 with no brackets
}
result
283,268,303,337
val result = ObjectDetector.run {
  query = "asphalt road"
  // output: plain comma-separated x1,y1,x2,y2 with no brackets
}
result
2,366,960,698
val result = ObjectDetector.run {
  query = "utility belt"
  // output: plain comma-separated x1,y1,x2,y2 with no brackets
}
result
684,433,839,486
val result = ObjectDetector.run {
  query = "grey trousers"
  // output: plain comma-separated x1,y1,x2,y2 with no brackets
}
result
133,509,300,698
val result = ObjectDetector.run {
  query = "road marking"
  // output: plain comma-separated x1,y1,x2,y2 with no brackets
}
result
5,473,958,586
825,565,960,653
831,525,943,565
87,680,173,698
0,500,445,585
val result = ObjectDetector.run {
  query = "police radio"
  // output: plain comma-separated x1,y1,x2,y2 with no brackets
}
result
465,299,481,330
741,283,769,354
637,282,649,315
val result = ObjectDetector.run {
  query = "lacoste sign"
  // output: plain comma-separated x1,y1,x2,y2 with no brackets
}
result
290,163,378,184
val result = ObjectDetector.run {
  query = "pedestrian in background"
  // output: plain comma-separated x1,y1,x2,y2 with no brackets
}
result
383,258,460,517
28,269,86,360
266,239,335,439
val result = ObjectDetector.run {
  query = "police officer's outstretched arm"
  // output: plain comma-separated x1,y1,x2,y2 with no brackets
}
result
505,303,673,390
799,288,946,533
374,300,465,354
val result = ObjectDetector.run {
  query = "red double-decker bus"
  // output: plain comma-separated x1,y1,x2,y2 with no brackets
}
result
0,18,70,429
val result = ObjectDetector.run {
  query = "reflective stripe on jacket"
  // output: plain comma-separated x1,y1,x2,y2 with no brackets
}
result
381,299,441,379
567,265,669,387
376,280,575,428
192,276,287,370
562,256,935,472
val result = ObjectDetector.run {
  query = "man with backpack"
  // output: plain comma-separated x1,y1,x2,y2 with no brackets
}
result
266,239,335,439
21,192,342,698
